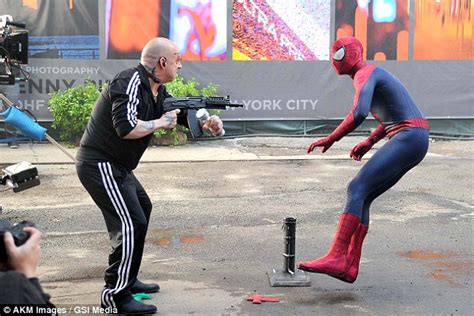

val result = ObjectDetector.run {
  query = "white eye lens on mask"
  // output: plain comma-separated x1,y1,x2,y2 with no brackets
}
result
332,46,345,61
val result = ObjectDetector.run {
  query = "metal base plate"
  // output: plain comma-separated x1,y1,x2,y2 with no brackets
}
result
268,268,311,287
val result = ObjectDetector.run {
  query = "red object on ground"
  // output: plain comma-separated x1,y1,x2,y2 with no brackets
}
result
246,294,280,304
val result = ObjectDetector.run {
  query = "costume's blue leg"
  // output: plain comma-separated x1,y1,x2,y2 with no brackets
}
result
345,128,429,225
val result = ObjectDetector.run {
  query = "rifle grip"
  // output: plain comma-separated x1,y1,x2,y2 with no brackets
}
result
187,109,203,139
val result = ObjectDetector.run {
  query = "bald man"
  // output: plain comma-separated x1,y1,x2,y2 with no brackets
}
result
76,37,223,314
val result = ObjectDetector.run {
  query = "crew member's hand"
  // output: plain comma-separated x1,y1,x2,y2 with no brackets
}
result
203,115,223,136
350,138,374,161
158,109,180,129
307,136,335,154
4,227,42,279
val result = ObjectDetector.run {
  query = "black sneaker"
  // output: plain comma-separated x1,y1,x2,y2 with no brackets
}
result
130,279,160,294
7,141,19,149
116,299,157,315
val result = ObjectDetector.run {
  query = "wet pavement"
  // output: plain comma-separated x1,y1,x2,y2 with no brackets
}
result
0,136,473,315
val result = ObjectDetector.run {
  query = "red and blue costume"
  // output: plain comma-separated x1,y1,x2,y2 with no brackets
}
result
298,37,429,283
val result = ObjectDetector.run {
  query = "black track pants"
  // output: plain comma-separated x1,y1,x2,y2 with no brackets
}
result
76,161,152,307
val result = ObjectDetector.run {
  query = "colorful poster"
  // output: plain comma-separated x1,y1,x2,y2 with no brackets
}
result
232,0,330,60
0,0,99,60
170,0,227,61
335,0,410,60
106,0,163,60
414,0,473,60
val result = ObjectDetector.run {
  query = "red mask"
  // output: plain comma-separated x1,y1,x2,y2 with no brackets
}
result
330,37,365,77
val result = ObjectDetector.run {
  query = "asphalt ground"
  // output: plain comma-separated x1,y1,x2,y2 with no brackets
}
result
0,136,473,315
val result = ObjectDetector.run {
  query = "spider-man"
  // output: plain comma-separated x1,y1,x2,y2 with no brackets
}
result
298,37,429,283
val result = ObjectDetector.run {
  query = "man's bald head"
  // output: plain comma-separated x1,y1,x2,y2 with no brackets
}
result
140,37,177,68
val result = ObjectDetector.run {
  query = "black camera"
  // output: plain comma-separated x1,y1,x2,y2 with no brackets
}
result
0,15,28,64
0,15,28,85
1,31,28,64
0,220,35,263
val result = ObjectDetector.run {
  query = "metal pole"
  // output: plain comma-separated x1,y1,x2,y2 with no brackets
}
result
268,216,311,287
0,92,16,107
44,133,76,162
283,217,296,275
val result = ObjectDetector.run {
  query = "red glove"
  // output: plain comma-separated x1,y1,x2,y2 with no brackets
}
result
350,138,374,161
350,124,386,161
307,136,335,154
308,113,356,154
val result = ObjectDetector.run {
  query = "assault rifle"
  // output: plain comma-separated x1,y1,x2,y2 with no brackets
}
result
162,95,243,139
163,95,243,112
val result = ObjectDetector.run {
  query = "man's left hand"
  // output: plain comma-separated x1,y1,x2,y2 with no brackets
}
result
4,227,42,279
350,138,374,161
203,115,224,136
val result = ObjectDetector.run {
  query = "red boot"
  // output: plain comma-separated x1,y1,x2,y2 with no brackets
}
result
298,213,360,280
343,223,368,283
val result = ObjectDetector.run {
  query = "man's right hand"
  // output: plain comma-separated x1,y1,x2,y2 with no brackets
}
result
4,227,41,278
307,136,335,154
158,109,180,129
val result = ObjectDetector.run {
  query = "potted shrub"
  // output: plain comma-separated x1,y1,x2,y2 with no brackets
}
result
48,81,100,145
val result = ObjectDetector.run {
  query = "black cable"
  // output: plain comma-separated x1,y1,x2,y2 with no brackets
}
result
0,46,10,56
11,62,30,81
